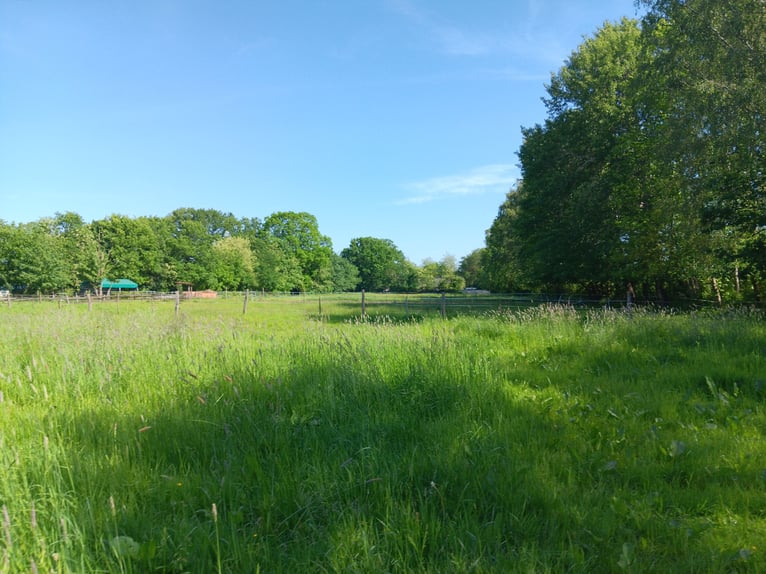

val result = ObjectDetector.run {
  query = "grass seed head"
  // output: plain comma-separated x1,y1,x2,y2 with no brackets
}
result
60,517,68,543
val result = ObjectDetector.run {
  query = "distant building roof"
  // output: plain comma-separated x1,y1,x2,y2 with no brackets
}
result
101,279,138,289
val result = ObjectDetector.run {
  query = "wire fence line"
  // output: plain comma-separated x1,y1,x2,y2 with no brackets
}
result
0,289,740,319
304,292,739,319
223,290,744,315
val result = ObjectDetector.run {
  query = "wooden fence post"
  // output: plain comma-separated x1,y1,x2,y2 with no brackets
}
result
318,295,322,318
361,289,366,318
87,293,92,312
175,290,180,317
440,293,446,319
405,295,409,315
243,290,249,315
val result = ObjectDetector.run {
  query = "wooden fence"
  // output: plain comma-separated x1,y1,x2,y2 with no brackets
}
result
309,291,633,320
0,289,741,318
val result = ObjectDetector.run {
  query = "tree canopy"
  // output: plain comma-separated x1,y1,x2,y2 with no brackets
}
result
0,209,460,295
0,209,343,294
340,237,414,292
485,2,765,302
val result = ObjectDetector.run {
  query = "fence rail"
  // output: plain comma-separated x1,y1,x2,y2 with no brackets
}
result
0,289,752,318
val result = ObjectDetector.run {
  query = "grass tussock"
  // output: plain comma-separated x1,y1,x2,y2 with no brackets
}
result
0,298,764,572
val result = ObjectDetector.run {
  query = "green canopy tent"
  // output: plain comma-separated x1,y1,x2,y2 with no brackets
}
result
101,279,138,291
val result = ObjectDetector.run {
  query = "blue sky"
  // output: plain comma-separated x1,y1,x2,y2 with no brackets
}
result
0,0,642,264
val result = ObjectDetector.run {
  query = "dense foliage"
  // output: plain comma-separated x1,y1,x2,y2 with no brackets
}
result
0,209,466,294
0,209,332,293
485,1,765,303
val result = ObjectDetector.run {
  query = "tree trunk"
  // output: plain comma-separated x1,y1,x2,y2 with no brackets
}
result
711,277,722,306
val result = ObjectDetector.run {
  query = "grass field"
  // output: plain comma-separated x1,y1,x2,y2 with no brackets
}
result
1,297,764,572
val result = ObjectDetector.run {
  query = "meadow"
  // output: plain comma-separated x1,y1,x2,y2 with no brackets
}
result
0,296,764,573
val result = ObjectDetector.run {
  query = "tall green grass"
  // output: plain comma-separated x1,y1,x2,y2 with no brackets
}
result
1,299,764,572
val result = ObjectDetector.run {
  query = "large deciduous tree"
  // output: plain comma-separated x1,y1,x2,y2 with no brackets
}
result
90,215,164,289
458,248,489,290
261,212,334,291
250,237,304,292
0,221,16,291
341,237,410,292
488,15,744,299
211,236,256,291
483,185,526,293
329,254,361,292
638,0,766,298
0,220,70,293
516,18,649,293
162,208,226,290
417,255,465,292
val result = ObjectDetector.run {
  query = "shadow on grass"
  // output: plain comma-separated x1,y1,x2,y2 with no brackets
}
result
58,313,766,573
308,312,428,326
310,298,514,324
59,342,598,571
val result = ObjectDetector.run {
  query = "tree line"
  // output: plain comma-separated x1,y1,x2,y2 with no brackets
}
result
480,0,764,303
0,208,467,295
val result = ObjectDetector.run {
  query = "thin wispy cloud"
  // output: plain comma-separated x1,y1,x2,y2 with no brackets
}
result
384,0,601,66
480,66,550,82
385,0,492,56
397,164,518,205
